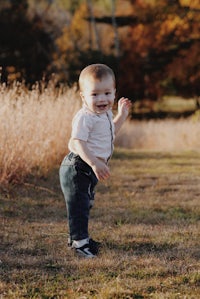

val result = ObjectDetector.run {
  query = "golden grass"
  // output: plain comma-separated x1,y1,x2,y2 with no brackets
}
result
0,81,80,185
115,116,200,151
1,81,200,186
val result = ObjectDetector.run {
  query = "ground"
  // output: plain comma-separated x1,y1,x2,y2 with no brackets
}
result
1,149,200,299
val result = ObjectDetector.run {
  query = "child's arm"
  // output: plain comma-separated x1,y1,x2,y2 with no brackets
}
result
69,138,110,181
113,97,132,135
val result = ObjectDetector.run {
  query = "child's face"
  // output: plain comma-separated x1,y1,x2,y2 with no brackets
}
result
80,75,116,114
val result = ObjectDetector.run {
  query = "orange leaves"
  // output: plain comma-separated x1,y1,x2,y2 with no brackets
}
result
160,15,186,36
180,0,200,9
56,3,90,54
48,1,200,99
118,0,200,99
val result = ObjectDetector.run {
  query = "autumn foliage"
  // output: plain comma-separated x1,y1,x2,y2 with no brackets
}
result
118,0,200,100
0,0,200,102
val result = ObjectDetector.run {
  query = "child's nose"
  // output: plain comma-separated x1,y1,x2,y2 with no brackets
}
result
98,94,106,101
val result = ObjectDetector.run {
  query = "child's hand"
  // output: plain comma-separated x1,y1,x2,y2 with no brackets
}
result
91,159,110,181
118,97,132,118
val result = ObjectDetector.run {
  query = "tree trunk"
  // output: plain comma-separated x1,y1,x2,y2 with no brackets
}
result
111,0,120,58
86,0,101,51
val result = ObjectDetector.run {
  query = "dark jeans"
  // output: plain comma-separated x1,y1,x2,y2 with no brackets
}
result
59,152,98,241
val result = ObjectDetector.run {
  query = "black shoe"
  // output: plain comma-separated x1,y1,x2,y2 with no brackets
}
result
72,242,96,258
68,237,101,255
88,238,101,255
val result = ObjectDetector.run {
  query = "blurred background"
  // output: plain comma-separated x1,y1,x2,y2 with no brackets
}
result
1,0,200,117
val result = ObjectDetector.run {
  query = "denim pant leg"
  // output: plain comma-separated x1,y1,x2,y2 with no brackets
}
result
59,153,98,241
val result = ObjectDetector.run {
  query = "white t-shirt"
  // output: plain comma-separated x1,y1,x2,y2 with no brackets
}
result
69,106,115,161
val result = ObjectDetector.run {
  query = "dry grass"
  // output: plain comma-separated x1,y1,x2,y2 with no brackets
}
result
0,81,80,185
1,83,200,297
1,149,200,298
115,116,200,151
1,81,200,186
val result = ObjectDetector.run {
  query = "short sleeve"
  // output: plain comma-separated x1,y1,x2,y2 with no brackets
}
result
71,110,94,141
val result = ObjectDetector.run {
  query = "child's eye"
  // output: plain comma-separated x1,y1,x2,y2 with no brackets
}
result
91,93,97,96
105,92,111,95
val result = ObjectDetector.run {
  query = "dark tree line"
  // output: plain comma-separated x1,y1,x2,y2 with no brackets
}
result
0,0,55,84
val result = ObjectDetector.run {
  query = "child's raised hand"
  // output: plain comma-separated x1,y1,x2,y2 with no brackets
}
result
118,97,132,118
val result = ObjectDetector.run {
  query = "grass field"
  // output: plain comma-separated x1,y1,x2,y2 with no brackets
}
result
1,149,200,299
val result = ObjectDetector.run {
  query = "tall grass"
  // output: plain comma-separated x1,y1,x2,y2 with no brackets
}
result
1,81,200,185
0,81,80,185
115,117,200,151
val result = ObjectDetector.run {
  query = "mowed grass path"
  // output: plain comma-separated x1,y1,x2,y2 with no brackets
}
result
1,149,200,299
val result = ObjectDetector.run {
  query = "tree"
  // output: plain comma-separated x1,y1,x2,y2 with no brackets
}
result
0,0,56,84
94,0,200,102
117,0,200,100
55,2,118,84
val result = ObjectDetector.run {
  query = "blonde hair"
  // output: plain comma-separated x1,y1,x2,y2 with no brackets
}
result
79,63,116,91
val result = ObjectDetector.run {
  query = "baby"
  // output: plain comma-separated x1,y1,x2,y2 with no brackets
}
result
59,63,132,258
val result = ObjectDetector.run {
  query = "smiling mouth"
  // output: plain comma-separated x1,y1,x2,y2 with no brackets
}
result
97,104,108,109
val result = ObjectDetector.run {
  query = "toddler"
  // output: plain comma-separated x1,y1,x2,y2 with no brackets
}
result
59,63,132,258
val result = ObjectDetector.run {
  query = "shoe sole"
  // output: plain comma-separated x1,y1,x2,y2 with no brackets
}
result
75,248,96,259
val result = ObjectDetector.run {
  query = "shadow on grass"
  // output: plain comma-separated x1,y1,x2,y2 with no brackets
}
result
0,167,67,223
105,240,175,257
104,239,200,262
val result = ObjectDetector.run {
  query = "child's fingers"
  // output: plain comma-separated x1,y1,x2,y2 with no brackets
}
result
119,97,131,106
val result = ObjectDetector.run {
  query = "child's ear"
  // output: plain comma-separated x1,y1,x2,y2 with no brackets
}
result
80,91,84,101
